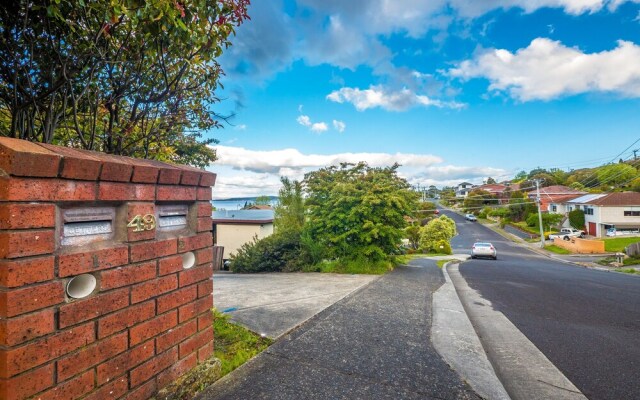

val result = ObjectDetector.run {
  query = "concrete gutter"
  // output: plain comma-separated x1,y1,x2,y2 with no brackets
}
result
448,263,588,400
432,259,511,400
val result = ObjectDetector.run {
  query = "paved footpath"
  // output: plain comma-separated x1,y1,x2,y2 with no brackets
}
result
197,263,481,400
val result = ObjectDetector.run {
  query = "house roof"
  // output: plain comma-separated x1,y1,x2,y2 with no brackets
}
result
245,204,274,210
584,192,640,206
475,184,507,193
212,209,274,223
549,194,587,204
566,194,606,204
457,182,473,186
528,185,586,198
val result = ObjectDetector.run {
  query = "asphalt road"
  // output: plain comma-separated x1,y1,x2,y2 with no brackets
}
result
442,209,640,400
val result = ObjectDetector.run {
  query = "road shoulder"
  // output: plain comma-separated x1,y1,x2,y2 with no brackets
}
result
448,263,587,400
432,260,510,400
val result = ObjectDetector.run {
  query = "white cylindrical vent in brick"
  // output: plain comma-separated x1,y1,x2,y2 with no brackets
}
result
66,274,97,299
182,251,196,269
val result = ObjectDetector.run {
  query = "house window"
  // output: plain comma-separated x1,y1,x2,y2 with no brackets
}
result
584,208,594,215
551,205,557,212
624,211,640,216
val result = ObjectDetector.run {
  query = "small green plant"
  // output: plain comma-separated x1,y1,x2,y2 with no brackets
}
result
436,259,457,268
544,245,571,255
314,257,394,275
213,310,273,376
619,268,639,274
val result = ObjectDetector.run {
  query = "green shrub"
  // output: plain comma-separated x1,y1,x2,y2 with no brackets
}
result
431,240,452,255
489,207,509,218
230,231,306,273
419,215,456,251
568,209,585,230
314,257,393,275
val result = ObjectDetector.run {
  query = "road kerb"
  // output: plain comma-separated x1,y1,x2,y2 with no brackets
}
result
432,260,511,400
448,263,588,400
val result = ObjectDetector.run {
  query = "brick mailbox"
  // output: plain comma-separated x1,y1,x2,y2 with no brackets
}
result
0,137,216,400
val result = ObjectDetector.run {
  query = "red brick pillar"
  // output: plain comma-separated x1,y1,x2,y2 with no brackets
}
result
0,137,215,400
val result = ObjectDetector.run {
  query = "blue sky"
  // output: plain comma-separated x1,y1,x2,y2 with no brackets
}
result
206,0,640,199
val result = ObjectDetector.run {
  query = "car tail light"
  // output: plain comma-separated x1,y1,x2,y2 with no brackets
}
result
490,245,494,250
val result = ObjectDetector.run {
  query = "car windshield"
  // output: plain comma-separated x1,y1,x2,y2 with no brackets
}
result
474,243,492,247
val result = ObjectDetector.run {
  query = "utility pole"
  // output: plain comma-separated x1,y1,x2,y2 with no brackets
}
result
535,179,545,248
633,149,639,160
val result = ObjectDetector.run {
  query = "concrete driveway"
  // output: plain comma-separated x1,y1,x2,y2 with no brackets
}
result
213,271,379,338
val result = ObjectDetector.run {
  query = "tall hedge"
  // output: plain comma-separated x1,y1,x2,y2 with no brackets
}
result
569,209,585,230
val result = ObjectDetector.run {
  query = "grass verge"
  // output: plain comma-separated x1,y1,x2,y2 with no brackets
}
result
213,310,273,377
308,258,393,274
603,237,640,252
619,268,640,275
544,245,571,255
436,259,457,268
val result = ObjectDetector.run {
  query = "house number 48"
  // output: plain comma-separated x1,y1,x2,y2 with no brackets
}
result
127,214,156,232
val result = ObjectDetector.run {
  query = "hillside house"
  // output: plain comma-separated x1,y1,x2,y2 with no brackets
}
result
212,209,274,260
456,182,474,198
526,185,586,212
552,192,640,237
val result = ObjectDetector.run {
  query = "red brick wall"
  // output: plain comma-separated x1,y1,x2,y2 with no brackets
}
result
0,137,215,400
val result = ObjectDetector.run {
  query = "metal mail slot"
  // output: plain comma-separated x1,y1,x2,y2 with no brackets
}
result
157,204,189,231
61,207,115,246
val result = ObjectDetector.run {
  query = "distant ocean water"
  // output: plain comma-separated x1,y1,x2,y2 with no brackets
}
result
212,196,278,210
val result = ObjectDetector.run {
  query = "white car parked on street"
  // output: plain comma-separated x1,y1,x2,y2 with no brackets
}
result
465,214,477,221
471,242,497,260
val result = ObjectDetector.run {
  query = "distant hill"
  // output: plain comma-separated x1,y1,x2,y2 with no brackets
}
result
212,195,278,202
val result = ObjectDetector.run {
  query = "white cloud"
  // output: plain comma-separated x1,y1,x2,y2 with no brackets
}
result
234,124,247,131
333,120,346,133
296,115,312,127
311,122,329,133
208,145,508,198
223,0,640,83
327,85,466,111
449,38,640,101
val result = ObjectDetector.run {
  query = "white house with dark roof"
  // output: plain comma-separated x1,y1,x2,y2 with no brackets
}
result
212,209,274,260
554,192,640,237
455,182,474,198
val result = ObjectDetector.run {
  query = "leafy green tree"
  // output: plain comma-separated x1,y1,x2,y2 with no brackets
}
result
486,177,496,184
566,169,598,187
419,216,456,253
596,164,637,188
514,171,528,181
568,209,585,230
404,224,421,250
569,181,586,191
526,213,563,231
254,196,273,206
0,0,249,167
629,177,640,192
549,169,568,185
303,162,419,262
463,189,497,211
507,191,535,222
230,230,307,273
528,168,549,178
274,178,305,234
